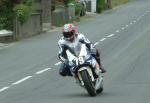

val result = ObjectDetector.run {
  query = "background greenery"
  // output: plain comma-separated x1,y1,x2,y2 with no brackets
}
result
0,0,33,30
112,0,129,7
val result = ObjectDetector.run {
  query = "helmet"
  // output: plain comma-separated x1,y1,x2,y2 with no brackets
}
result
62,24,76,42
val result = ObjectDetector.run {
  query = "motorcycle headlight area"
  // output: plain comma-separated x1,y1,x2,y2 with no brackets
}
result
71,56,85,65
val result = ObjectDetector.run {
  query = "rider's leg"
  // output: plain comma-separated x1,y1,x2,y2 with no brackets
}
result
59,63,73,76
91,49,106,73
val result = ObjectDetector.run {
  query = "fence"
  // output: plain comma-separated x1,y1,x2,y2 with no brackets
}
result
14,12,42,39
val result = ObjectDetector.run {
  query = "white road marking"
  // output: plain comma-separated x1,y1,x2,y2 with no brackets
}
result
54,61,62,66
133,20,136,23
130,22,133,25
107,34,115,37
100,38,106,41
116,30,119,33
121,27,125,30
126,25,129,27
94,42,99,46
12,76,32,85
0,87,10,92
35,68,52,74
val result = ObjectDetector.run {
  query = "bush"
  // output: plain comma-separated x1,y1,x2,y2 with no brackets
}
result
0,2,14,30
0,0,33,30
96,0,105,13
13,3,31,24
74,2,82,16
64,0,74,7
22,0,33,6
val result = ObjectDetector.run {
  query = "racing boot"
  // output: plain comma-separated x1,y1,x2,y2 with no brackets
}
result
100,66,106,73
95,50,106,73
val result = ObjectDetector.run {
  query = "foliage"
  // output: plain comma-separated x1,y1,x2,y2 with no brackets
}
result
22,0,33,6
0,0,14,30
64,0,75,7
74,2,81,16
0,0,33,30
13,3,31,25
112,0,129,7
96,0,105,13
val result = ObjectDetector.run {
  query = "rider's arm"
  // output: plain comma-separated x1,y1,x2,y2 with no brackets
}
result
79,33,95,50
58,40,67,63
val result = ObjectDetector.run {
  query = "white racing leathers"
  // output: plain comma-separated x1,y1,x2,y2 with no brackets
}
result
58,33,101,76
58,33,95,63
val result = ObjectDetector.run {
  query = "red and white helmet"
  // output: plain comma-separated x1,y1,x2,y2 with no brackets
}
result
62,24,76,42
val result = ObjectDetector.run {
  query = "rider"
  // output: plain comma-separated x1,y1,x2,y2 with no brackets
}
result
58,24,106,77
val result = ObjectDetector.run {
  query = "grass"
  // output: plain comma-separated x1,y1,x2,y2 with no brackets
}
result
112,0,129,7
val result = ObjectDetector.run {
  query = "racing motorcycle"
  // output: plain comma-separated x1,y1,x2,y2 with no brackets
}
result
66,44,104,96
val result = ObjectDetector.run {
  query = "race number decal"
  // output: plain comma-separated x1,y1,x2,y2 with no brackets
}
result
78,56,84,64
72,56,84,65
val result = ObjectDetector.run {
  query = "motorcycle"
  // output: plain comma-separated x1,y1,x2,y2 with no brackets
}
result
66,43,104,96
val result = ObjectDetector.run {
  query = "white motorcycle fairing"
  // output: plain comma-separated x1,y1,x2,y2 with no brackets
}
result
66,44,104,96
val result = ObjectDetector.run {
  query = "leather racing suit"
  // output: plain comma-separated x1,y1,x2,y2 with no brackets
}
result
58,33,103,76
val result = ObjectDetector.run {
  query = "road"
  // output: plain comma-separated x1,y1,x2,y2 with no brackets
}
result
0,0,150,102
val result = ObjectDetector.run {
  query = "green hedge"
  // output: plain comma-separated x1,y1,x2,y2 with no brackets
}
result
96,0,105,13
13,3,31,25
0,2,14,30
0,0,33,30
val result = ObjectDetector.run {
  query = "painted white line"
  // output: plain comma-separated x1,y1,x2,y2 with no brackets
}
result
130,22,133,25
126,25,129,27
54,61,62,66
100,38,106,42
107,34,115,38
121,27,125,30
116,30,119,33
12,76,32,85
94,42,99,46
36,68,52,74
144,13,147,15
133,20,136,23
0,87,10,92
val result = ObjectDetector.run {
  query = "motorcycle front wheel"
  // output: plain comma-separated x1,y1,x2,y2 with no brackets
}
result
80,70,96,97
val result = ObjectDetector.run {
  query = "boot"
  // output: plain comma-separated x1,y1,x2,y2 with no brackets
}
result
100,67,106,73
95,49,106,73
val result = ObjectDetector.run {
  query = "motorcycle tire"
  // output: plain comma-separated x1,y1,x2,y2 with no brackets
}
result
80,70,96,97
96,87,103,94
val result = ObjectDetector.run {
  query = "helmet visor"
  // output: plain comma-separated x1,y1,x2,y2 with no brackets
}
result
63,32,74,38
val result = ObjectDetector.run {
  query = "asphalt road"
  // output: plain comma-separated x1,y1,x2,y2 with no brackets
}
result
0,0,150,103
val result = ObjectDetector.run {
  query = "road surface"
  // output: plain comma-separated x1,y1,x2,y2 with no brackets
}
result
0,0,150,103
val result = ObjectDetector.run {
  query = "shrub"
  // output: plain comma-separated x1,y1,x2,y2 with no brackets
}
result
64,0,74,7
0,1,14,30
96,0,105,13
13,3,31,25
74,2,82,16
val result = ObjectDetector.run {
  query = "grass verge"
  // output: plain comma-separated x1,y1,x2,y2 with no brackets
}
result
112,0,129,7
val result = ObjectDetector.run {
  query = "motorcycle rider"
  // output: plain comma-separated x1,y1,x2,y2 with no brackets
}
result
58,24,106,77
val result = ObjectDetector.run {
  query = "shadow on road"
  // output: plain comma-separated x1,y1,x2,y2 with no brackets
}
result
58,91,110,98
